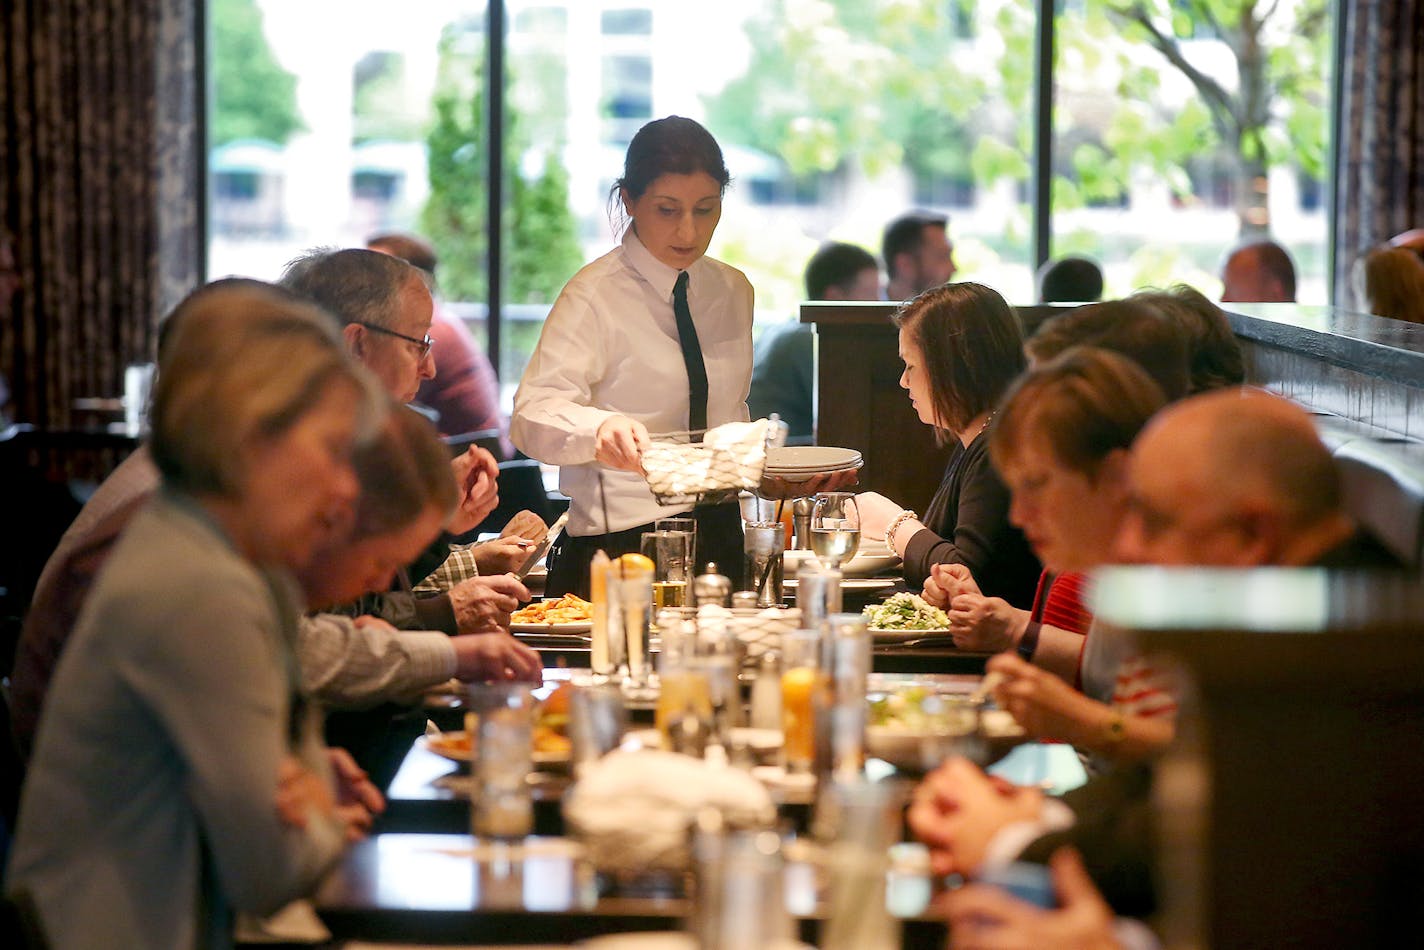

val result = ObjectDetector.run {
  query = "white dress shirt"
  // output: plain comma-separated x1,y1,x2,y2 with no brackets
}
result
512,229,754,536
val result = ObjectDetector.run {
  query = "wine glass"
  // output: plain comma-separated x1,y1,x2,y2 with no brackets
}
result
810,492,861,569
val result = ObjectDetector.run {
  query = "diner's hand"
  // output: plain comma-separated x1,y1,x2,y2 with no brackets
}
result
855,491,905,541
924,563,981,608
947,592,1026,652
908,757,1045,878
452,631,543,683
595,415,650,473
474,536,534,575
447,446,502,534
448,574,530,634
943,848,1123,950
273,755,336,831
328,747,385,842
986,653,1108,746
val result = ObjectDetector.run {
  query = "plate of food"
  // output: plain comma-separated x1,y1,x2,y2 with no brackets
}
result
862,592,952,640
864,683,1026,770
510,593,593,634
423,682,577,768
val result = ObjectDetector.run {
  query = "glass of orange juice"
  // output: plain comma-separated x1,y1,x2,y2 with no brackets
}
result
780,629,823,773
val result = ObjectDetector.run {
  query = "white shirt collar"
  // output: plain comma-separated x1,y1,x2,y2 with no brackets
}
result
622,227,699,301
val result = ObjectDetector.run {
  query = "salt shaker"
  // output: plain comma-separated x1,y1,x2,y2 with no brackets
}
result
692,562,733,608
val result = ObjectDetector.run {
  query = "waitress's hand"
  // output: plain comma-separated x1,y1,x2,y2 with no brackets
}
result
595,416,650,473
856,491,905,541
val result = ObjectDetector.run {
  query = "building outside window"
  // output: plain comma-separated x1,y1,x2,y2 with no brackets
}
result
209,0,1334,404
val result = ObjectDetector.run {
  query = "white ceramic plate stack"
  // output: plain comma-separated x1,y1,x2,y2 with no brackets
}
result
763,445,864,483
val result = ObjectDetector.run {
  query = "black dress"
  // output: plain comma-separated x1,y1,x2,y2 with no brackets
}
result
900,431,1042,609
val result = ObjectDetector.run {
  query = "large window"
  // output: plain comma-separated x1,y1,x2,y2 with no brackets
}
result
209,0,1336,402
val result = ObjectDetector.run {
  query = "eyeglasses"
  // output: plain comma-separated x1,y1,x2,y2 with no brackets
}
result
356,321,434,359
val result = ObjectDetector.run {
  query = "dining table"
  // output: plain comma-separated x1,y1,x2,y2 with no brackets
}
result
314,831,954,947
317,663,1028,947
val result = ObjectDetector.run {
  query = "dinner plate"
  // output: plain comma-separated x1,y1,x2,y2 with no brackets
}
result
511,620,593,634
783,547,899,578
867,626,953,642
765,445,863,471
784,577,898,592
421,731,571,768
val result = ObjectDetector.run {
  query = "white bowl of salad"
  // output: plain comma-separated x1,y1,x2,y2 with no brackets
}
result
862,592,951,639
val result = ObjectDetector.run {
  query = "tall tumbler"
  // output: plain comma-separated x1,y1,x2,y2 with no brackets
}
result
743,521,785,608
825,613,871,782
467,682,535,839
691,815,794,950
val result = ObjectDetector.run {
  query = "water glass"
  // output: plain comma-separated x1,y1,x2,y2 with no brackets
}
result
825,614,871,782
820,780,905,950
568,681,626,773
641,529,693,608
691,820,794,950
920,692,987,768
744,520,785,608
810,492,861,569
467,682,535,839
655,516,698,568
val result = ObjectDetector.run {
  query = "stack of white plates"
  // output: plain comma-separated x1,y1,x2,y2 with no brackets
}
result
763,445,864,482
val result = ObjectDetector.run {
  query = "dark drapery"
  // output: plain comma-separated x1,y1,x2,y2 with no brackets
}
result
0,0,202,429
1334,0,1424,307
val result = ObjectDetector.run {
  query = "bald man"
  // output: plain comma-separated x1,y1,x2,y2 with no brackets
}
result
909,388,1397,921
1115,388,1390,567
1220,240,1297,303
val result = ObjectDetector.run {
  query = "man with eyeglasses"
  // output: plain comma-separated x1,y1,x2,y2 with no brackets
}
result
280,247,529,636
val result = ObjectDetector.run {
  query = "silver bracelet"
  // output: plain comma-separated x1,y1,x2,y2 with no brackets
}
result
886,509,918,553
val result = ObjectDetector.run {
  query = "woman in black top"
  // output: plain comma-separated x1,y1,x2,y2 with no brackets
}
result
858,282,1041,608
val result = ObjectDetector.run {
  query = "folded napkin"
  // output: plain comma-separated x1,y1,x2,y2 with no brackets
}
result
563,749,775,871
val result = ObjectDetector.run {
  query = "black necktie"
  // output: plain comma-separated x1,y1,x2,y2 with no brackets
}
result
672,271,709,439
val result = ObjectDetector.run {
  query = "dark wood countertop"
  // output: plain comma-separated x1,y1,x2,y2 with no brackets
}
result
1221,303,1424,388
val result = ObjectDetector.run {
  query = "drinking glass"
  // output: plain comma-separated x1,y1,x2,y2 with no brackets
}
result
655,516,698,569
609,557,655,699
691,822,794,950
780,629,824,774
744,521,785,608
467,682,535,839
568,681,626,774
825,613,871,782
654,658,714,754
810,492,861,569
641,529,693,608
920,691,987,769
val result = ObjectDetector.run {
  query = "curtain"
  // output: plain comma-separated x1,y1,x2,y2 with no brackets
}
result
0,0,202,431
1334,0,1424,307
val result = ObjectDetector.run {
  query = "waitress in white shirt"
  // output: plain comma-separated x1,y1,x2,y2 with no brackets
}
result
512,116,754,597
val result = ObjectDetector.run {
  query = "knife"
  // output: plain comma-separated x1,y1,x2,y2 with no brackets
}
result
515,510,568,579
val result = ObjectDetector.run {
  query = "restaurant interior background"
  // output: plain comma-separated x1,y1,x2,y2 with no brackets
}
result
0,0,1420,433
